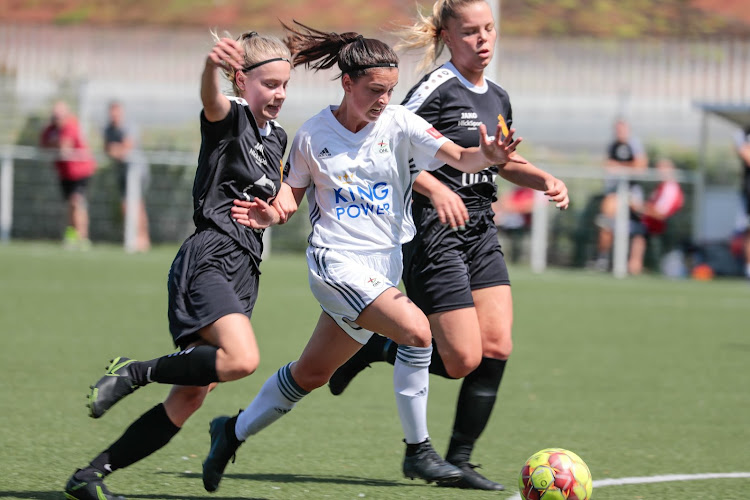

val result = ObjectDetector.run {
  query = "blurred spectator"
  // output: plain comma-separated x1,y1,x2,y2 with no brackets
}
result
492,187,535,263
593,118,648,270
104,100,151,252
40,101,96,249
734,125,750,279
627,158,684,275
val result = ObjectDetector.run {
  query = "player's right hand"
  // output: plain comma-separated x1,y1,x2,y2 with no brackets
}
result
208,38,245,71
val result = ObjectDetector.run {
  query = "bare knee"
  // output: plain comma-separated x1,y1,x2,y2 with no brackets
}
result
485,338,513,360
444,351,482,379
399,315,432,347
290,363,329,392
217,351,260,381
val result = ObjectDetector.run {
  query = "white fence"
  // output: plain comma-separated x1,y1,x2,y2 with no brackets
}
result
1,145,705,278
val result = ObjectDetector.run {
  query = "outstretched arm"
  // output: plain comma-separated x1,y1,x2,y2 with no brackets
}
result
202,37,245,122
497,154,570,210
435,123,522,174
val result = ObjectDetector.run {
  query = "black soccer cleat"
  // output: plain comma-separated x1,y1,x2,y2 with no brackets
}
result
202,415,242,492
87,357,141,418
438,462,505,491
64,468,126,500
328,338,385,395
402,439,463,484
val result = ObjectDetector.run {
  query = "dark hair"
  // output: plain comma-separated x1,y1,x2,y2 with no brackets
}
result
282,21,398,80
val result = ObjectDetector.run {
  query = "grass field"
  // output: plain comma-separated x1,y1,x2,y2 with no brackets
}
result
1,242,749,499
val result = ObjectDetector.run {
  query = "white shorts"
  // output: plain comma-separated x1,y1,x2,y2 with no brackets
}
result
306,246,402,344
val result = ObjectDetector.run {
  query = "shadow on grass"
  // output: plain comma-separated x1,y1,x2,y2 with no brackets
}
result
161,470,405,488
128,495,266,500
0,492,62,500
0,491,258,500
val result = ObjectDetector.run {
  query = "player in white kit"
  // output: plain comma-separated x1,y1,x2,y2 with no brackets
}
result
201,22,522,492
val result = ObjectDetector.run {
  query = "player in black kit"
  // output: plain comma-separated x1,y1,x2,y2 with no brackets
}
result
64,31,291,500
328,0,569,491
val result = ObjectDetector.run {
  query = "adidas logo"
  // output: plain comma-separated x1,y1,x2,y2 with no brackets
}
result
318,148,332,158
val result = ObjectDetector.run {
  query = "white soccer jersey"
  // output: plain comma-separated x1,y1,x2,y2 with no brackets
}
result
285,105,449,251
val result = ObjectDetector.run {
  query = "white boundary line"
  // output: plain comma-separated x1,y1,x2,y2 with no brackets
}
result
507,472,750,499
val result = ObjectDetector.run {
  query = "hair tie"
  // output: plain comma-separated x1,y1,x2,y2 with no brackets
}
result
342,62,399,73
242,57,291,73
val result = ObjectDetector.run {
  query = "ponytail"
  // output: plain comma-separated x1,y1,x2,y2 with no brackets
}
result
282,21,398,80
393,0,486,73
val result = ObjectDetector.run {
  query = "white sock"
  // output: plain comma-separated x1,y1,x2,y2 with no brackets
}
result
393,344,432,444
234,362,308,441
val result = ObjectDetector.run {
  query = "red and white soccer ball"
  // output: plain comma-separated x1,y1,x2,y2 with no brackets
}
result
519,448,593,500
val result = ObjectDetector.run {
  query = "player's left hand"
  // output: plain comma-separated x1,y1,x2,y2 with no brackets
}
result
480,123,525,166
231,198,280,229
431,187,469,231
544,177,570,210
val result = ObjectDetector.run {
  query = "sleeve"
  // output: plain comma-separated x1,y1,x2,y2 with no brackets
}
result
506,101,514,129
652,181,684,217
399,107,450,172
734,130,748,150
405,86,441,125
629,137,645,156
284,131,313,189
200,99,237,144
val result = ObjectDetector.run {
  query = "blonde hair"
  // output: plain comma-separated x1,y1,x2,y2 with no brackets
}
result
394,0,486,73
210,30,291,96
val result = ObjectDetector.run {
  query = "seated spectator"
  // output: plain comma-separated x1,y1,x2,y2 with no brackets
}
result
493,186,535,230
628,158,684,275
492,187,535,263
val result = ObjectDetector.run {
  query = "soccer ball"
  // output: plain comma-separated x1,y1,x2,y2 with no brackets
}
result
519,448,593,500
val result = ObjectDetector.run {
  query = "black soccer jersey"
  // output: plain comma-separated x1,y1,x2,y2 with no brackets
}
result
193,97,287,269
402,61,512,210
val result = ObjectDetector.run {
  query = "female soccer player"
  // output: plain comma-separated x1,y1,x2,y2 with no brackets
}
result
201,21,522,492
64,31,291,500
327,0,570,491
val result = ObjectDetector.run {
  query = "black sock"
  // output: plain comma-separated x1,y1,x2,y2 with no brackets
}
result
362,334,393,363
130,345,220,386
89,403,181,475
446,357,507,465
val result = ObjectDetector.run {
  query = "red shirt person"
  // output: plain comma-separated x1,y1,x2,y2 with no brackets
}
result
40,101,96,247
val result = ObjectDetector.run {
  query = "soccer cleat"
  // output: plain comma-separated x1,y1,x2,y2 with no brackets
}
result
64,468,126,500
328,338,385,395
438,462,505,491
402,439,462,484
202,415,242,492
87,357,141,418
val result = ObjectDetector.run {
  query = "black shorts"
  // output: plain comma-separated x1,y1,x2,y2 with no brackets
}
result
60,177,90,200
403,205,510,316
168,228,260,349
